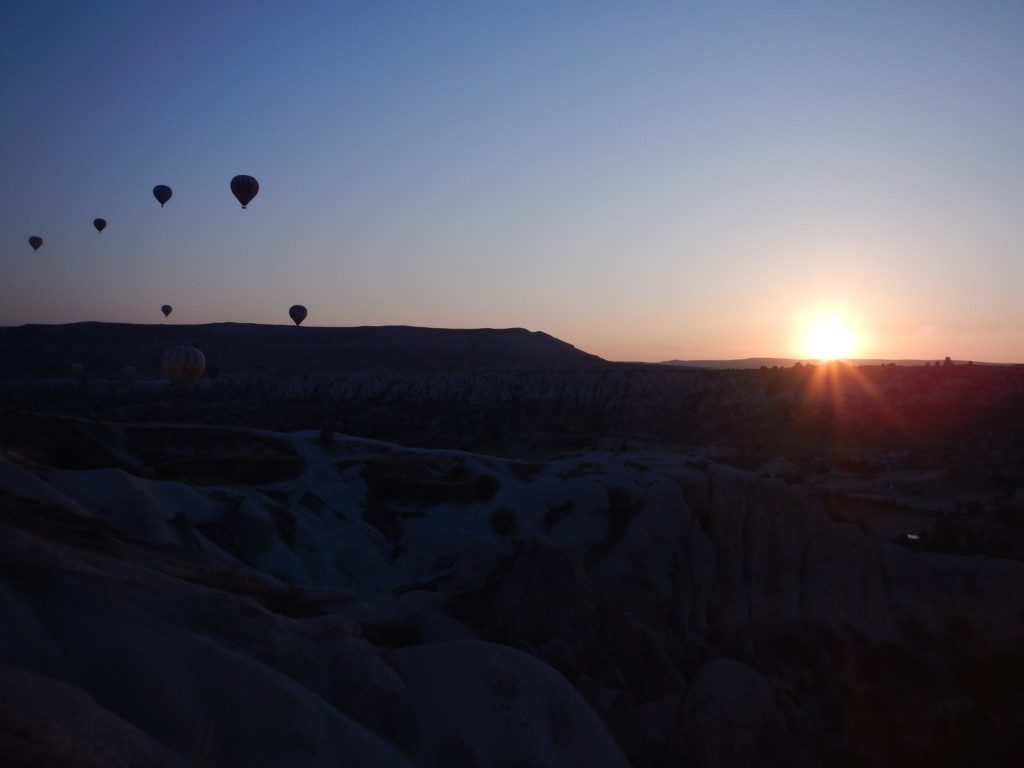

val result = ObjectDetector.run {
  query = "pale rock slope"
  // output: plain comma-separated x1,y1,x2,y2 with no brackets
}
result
1,424,1021,765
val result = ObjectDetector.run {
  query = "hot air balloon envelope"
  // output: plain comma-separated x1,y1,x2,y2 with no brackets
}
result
161,305,172,318
289,305,307,326
28,236,43,251
162,346,205,393
153,185,172,207
93,218,107,232
230,175,259,208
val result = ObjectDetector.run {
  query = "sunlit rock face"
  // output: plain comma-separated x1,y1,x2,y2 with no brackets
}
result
1,421,1022,766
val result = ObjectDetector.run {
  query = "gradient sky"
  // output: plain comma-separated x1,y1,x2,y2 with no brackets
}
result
2,1,1022,362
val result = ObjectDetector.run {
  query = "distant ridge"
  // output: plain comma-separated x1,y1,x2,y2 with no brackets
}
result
659,357,1012,369
659,358,808,369
0,322,607,378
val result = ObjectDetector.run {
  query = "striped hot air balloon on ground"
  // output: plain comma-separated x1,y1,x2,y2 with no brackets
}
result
161,346,205,393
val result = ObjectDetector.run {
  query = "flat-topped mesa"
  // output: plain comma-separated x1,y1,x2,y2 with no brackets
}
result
0,322,608,378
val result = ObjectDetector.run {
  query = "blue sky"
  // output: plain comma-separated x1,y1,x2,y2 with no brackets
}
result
2,2,1022,361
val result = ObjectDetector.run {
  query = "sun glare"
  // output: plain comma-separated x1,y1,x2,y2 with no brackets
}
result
804,316,858,361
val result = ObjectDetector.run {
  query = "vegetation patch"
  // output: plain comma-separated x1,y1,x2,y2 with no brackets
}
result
362,621,423,649
153,453,304,485
261,488,291,505
255,589,328,620
195,516,246,560
269,506,297,547
914,514,1024,560
559,462,607,479
362,506,404,543
300,490,326,512
490,506,518,536
823,507,875,537
835,456,885,474
589,488,644,560
364,455,501,507
543,499,575,530
125,426,304,485
509,460,545,483
0,412,122,470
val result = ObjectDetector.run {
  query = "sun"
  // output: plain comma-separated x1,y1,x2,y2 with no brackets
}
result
804,315,858,361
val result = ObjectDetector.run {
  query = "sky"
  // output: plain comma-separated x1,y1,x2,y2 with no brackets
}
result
2,1,1022,362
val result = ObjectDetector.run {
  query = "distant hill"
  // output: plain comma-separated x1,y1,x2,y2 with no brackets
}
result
659,358,809,369
0,323,608,378
659,357,1007,369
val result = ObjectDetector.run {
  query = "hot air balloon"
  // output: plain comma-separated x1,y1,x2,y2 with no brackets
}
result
161,305,172,318
93,218,107,233
230,175,259,209
28,236,43,251
153,185,172,207
288,305,307,326
162,346,205,393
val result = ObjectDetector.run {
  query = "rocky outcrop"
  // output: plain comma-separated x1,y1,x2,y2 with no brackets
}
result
0,665,187,768
679,659,813,768
2,421,1023,765
391,640,630,768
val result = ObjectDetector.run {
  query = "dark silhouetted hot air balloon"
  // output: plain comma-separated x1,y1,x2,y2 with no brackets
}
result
162,346,205,393
289,305,307,326
153,185,172,207
161,305,172,318
28,236,43,251
230,175,259,209
93,218,107,233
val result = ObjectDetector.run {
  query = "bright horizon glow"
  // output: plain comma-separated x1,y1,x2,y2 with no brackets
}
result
804,315,858,361
2,4,1023,363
